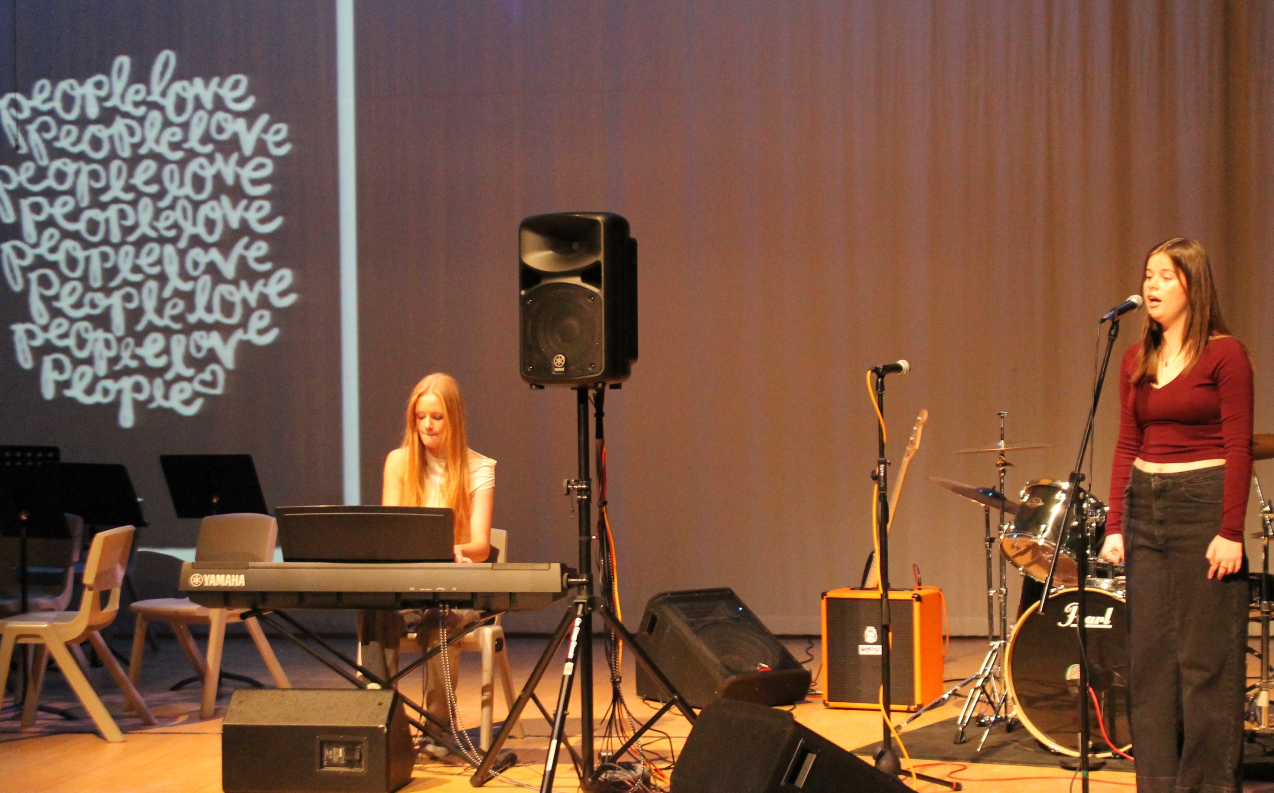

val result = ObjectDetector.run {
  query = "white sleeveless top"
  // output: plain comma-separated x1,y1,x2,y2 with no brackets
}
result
422,450,495,543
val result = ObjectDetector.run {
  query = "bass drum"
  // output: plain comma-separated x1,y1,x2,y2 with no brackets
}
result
1006,588,1132,757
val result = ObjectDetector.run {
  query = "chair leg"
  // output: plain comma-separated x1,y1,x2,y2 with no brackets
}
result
20,644,50,728
68,644,92,678
244,617,290,689
128,614,148,688
173,622,208,679
169,624,208,678
495,634,525,739
44,636,123,742
479,629,495,751
125,615,148,715
202,610,228,719
88,631,155,726
0,632,15,709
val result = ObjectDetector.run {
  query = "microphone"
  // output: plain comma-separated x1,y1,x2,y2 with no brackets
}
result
872,360,910,376
1100,295,1144,323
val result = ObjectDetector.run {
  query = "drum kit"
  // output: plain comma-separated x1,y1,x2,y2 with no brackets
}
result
910,415,1274,759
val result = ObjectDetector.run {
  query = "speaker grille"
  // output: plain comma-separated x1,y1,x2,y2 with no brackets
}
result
521,282,603,380
825,594,916,705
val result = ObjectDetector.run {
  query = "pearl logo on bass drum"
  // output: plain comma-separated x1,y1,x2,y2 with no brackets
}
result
188,573,246,588
1057,602,1114,629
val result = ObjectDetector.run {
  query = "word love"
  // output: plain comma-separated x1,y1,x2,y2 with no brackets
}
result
0,50,296,427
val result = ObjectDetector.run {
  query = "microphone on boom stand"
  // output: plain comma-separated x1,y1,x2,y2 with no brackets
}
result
872,359,911,377
866,361,960,791
1038,294,1143,792
1099,295,1143,324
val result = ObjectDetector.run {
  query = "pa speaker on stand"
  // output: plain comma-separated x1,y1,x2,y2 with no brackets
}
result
519,212,637,386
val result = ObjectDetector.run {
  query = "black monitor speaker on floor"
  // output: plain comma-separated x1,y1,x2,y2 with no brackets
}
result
222,689,414,793
519,212,637,386
670,698,912,793
634,587,811,709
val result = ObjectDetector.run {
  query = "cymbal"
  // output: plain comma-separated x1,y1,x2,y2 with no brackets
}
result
1256,434,1274,462
953,442,1053,455
929,476,1021,516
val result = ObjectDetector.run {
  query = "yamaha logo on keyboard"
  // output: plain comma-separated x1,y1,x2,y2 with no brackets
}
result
189,573,245,588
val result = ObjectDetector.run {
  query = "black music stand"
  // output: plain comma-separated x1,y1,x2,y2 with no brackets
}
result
0,462,77,720
52,463,147,532
159,454,269,692
160,454,269,517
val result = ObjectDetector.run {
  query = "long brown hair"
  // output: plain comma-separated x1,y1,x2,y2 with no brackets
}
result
1132,237,1229,384
398,373,472,540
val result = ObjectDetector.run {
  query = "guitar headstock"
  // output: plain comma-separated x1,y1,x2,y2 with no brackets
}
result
901,409,929,463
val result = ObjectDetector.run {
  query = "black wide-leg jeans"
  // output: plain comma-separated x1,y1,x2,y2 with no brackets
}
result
1124,466,1249,793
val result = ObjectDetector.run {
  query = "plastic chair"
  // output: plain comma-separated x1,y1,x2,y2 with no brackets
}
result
0,525,155,741
0,515,85,616
398,528,523,750
127,513,290,719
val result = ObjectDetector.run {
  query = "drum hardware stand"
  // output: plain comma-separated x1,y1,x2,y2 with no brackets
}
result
867,369,960,790
471,386,697,792
908,412,1017,749
1039,314,1124,790
1246,474,1274,733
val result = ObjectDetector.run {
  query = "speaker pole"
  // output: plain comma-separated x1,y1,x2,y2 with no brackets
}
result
869,372,960,791
574,385,595,786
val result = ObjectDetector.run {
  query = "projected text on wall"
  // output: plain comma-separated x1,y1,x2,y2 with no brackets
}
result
0,50,295,427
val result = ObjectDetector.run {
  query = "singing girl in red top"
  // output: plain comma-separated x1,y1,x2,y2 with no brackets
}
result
1100,238,1254,793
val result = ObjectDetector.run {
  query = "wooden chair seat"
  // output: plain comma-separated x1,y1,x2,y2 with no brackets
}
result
129,598,211,620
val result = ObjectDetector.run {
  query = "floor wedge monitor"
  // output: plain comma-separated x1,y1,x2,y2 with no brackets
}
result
222,689,414,793
634,587,811,709
670,698,912,793
519,212,637,386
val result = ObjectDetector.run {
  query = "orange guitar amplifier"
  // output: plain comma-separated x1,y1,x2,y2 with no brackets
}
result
821,586,944,711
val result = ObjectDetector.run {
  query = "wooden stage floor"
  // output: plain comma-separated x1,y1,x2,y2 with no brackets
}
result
1,629,1141,792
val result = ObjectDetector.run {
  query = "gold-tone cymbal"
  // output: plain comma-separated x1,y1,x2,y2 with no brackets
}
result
953,442,1053,455
1255,434,1274,462
929,476,1021,516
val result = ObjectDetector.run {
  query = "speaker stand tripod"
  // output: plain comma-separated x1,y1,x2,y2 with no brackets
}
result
867,369,960,791
471,386,696,791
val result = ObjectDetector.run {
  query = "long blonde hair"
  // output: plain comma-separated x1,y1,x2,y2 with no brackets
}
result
399,373,471,540
1132,237,1229,385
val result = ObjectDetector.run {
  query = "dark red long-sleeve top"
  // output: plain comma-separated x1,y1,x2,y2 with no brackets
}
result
1106,336,1254,542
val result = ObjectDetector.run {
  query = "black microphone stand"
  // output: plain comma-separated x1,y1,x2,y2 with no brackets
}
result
1038,315,1125,792
869,369,959,791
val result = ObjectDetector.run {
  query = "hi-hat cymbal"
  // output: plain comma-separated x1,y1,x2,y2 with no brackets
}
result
1255,434,1274,462
929,476,1021,516
953,442,1053,455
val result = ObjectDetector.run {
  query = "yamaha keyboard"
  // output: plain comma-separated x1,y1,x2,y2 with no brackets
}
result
180,561,574,611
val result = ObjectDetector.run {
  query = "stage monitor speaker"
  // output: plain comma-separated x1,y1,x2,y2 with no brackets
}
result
519,212,637,386
821,586,945,711
634,587,811,709
222,689,414,793
670,698,911,793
